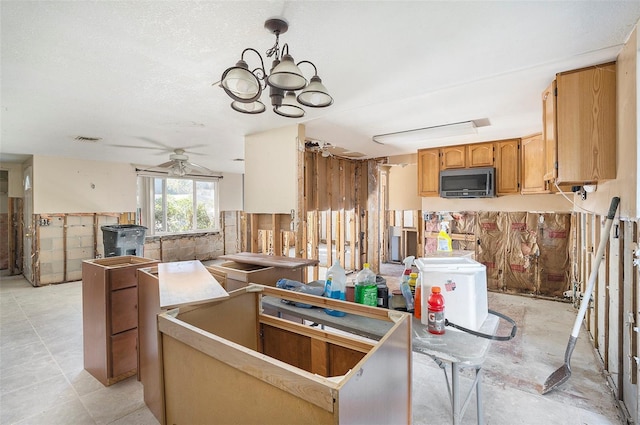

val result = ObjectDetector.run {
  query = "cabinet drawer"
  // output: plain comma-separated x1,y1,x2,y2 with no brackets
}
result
111,287,137,334
111,329,137,377
109,267,138,291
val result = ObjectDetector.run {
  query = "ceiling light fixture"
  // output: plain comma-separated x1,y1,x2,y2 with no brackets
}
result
372,120,485,145
219,18,333,118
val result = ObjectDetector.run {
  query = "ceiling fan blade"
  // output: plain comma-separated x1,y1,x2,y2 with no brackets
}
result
180,144,208,156
156,161,174,168
109,144,165,150
135,137,174,150
185,161,215,174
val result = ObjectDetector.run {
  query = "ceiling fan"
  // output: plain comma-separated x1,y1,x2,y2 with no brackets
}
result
136,149,218,177
305,140,365,159
110,137,208,156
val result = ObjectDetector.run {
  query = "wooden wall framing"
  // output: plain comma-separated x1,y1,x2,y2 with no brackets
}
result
241,151,384,280
574,214,640,421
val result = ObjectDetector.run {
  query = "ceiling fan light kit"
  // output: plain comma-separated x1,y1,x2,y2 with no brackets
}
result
219,18,333,118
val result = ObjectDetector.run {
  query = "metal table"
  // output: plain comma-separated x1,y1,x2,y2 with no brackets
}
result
261,296,498,425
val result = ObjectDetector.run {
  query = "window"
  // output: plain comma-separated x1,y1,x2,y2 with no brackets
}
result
137,174,219,235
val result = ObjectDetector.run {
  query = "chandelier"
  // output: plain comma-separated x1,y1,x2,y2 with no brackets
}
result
219,18,333,118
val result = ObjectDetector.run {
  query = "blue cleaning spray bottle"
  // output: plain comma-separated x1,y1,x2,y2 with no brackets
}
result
399,256,415,312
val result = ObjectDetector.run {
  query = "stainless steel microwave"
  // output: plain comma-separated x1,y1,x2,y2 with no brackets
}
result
439,167,495,198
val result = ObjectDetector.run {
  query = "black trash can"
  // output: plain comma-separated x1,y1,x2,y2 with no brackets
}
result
101,224,147,257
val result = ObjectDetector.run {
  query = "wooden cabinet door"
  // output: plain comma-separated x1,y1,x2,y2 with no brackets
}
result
440,146,466,169
111,329,137,377
542,80,557,181
495,139,520,195
417,148,440,196
556,62,616,183
520,134,549,194
111,287,138,334
109,267,138,291
467,142,494,167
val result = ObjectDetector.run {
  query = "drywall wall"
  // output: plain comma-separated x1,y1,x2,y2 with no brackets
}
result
219,172,243,211
421,192,574,212
244,124,302,214
572,26,638,219
32,155,136,213
0,161,25,198
387,159,421,211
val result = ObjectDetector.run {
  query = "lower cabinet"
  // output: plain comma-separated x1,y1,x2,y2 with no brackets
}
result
157,285,411,425
82,256,159,386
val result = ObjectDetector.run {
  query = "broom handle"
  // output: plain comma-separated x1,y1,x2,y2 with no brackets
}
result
570,197,619,338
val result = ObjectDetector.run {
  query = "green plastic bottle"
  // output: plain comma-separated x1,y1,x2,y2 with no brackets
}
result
355,263,378,307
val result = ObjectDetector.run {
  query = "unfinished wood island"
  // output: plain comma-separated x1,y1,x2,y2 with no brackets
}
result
81,255,158,386
137,261,228,424
157,285,412,424
210,252,319,290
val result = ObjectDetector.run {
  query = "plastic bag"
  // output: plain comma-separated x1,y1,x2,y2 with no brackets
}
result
276,279,325,308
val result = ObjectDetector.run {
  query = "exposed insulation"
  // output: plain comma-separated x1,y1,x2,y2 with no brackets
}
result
537,213,571,298
451,212,476,251
423,217,439,254
425,210,571,297
503,212,539,294
476,212,507,291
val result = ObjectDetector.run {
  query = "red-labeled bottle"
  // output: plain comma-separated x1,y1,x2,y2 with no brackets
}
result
427,286,445,335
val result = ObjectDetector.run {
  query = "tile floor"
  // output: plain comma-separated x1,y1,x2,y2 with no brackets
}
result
0,271,627,424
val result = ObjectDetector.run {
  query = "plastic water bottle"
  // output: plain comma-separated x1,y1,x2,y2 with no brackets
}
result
355,263,377,307
324,260,347,317
428,286,445,335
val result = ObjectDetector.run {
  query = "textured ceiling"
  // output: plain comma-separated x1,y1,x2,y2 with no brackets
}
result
2,1,639,174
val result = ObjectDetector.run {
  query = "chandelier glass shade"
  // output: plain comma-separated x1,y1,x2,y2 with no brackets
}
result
231,99,266,114
220,59,262,102
274,91,304,118
219,18,332,118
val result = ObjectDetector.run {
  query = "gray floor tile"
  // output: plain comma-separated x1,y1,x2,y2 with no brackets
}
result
0,319,40,349
0,341,50,371
107,406,159,425
0,271,627,425
0,355,63,395
0,374,78,424
14,398,96,425
80,377,147,425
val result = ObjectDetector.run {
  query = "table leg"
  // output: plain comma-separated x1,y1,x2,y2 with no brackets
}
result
476,366,484,425
452,362,460,425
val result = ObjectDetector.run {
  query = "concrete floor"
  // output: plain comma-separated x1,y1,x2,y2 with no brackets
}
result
0,267,626,425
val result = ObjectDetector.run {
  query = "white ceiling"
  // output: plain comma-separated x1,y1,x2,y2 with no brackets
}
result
2,1,640,174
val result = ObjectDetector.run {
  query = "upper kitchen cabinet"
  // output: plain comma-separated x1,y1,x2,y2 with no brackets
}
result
546,62,617,184
495,139,519,195
441,143,494,169
440,145,466,169
520,133,550,194
417,148,440,197
467,142,495,168
542,81,557,181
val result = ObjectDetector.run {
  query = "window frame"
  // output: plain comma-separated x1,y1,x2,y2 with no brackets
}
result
137,172,220,236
